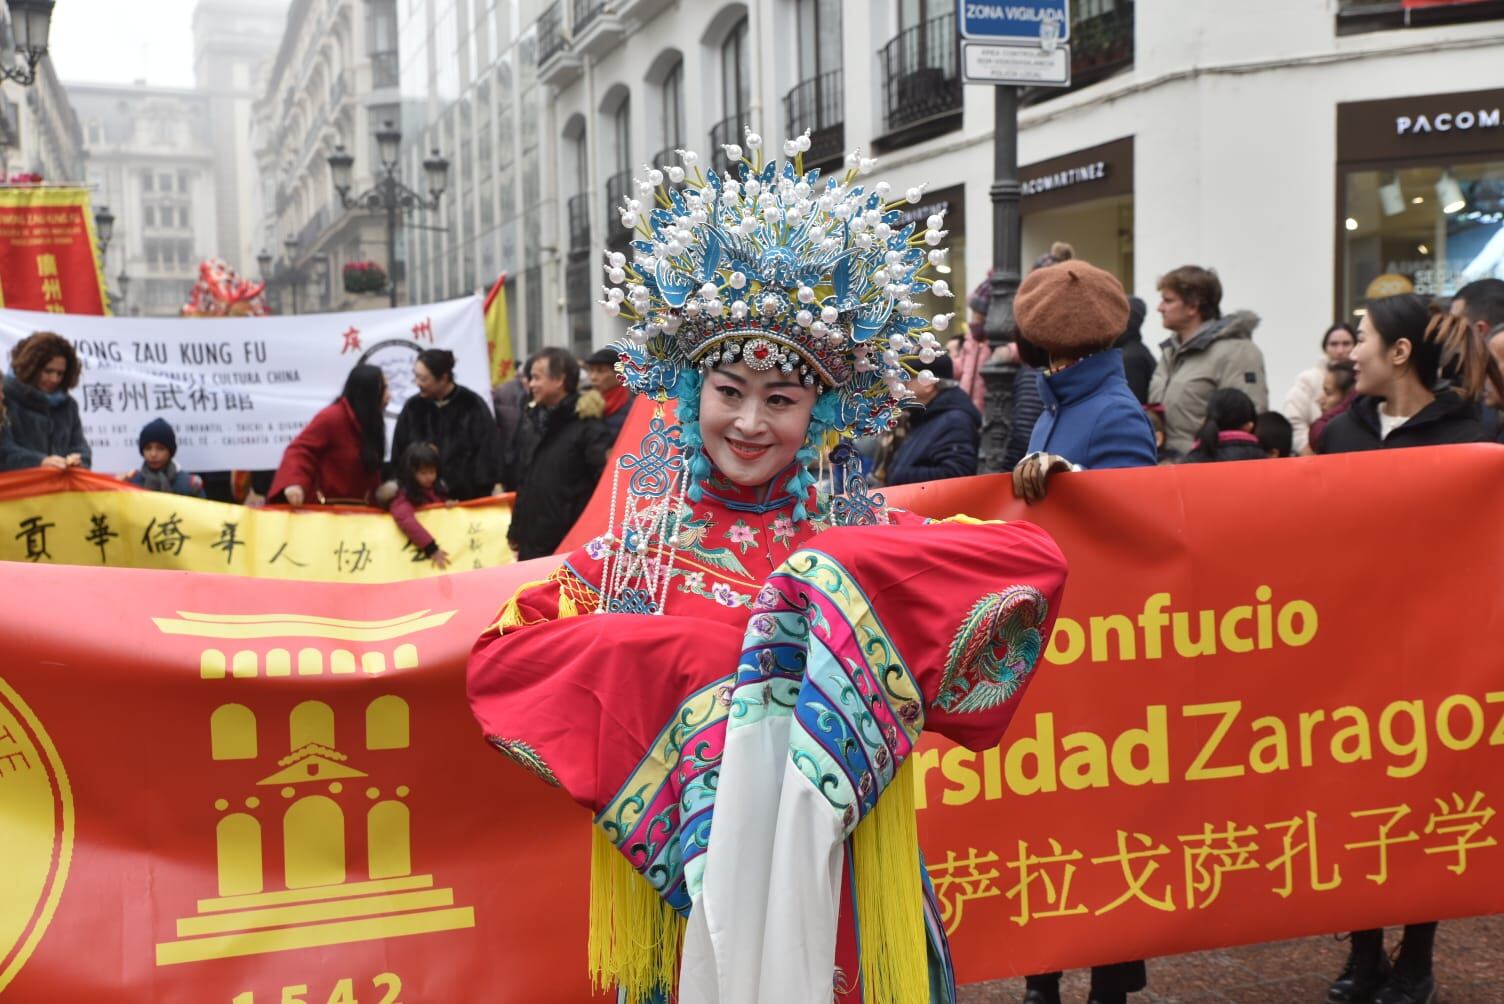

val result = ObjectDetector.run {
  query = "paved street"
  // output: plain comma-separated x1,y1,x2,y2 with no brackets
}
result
961,914,1504,1002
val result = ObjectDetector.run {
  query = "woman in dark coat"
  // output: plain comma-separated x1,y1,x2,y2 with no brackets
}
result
268,364,388,505
1,331,91,471
391,348,501,501
1318,294,1501,455
1318,293,1502,1004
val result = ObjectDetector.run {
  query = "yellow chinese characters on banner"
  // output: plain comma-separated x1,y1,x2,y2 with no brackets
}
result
0,471,514,581
0,186,111,315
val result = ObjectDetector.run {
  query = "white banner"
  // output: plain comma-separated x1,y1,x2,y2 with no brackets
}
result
0,296,491,473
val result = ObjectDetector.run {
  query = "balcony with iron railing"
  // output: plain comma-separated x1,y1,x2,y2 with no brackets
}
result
571,0,624,57
539,2,567,66
537,1,583,87
1025,1,1134,104
710,111,752,178
784,69,845,168
877,11,961,150
567,192,591,256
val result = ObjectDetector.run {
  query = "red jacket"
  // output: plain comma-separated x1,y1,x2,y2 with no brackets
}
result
269,399,381,504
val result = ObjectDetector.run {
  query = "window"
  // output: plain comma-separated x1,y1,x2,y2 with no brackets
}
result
178,205,190,229
178,172,190,194
795,0,841,82
142,172,154,193
1338,0,1504,35
159,173,173,192
661,59,683,150
720,17,749,123
144,206,157,228
1340,162,1504,319
611,98,631,175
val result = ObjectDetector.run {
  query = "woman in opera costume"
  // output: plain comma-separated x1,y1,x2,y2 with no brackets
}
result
467,134,1070,1004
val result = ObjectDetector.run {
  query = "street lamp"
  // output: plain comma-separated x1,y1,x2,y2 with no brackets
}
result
116,270,129,310
327,120,449,307
282,236,302,314
94,205,115,255
256,247,273,279
3,0,55,87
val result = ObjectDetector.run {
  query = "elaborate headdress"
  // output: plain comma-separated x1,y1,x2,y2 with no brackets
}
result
590,131,956,613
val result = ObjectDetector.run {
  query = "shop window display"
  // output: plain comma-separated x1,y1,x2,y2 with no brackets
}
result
1342,161,1504,316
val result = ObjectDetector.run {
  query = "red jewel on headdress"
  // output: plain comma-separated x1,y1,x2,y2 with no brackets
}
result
752,345,770,360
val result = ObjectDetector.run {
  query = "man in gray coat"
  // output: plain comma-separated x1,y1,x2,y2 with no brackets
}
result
1149,265,1268,459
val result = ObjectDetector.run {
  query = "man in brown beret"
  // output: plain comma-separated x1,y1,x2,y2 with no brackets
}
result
1009,259,1158,504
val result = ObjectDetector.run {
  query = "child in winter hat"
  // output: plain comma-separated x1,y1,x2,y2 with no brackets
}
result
124,417,206,497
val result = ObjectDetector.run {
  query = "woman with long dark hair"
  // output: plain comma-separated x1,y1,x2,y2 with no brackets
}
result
1319,294,1501,1004
1318,294,1503,454
268,363,388,505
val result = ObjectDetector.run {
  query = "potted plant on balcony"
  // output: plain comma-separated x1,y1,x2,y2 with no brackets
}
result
343,260,387,295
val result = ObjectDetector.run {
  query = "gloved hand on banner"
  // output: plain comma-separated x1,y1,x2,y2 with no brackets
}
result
1012,451,1078,504
283,485,306,507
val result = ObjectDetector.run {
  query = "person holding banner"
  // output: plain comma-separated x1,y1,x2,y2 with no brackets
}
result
391,347,502,501
1314,293,1503,1004
1,330,91,471
268,363,389,506
468,142,1069,1004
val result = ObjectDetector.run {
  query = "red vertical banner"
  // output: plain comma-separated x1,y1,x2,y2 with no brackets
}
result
0,187,110,316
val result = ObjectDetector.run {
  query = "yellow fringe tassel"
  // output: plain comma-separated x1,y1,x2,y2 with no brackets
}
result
852,758,929,1004
587,826,684,1004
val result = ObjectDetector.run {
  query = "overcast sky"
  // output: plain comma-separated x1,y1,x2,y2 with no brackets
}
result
49,0,201,88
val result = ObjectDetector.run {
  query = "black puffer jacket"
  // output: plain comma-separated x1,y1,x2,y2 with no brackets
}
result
391,384,501,501
1317,392,1486,453
508,392,612,559
0,374,91,470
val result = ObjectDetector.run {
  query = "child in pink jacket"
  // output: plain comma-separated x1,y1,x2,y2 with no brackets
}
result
390,441,450,568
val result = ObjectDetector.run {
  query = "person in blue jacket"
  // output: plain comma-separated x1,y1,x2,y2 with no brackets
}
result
1011,259,1158,505
885,353,981,485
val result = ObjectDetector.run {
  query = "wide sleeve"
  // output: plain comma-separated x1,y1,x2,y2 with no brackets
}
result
683,519,1069,1004
268,405,333,501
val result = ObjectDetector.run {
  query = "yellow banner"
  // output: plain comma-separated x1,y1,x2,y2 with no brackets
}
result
0,470,514,581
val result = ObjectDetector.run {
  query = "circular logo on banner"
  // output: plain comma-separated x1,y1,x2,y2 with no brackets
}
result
0,677,74,994
359,338,425,421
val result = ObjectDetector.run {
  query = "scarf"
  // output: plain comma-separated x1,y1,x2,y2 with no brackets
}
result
137,460,178,493
601,383,630,417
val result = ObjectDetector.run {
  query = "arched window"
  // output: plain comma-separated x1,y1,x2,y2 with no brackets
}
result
289,700,335,751
365,695,410,750
661,59,684,153
210,703,257,761
720,17,749,126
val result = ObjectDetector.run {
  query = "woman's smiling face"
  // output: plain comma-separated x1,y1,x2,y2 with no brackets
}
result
698,361,818,491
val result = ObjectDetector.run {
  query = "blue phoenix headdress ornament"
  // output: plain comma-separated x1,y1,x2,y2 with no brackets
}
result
602,130,958,440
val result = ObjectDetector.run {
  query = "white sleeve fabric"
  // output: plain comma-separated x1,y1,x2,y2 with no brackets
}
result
756,758,848,1004
678,716,792,1004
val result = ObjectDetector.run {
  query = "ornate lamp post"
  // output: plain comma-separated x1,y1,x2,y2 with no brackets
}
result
327,120,449,307
93,205,114,255
2,0,55,87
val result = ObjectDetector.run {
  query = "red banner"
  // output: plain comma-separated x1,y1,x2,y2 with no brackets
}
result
0,187,109,315
2,446,1502,1000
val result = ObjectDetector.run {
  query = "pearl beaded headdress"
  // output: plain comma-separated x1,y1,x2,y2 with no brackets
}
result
588,132,956,614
